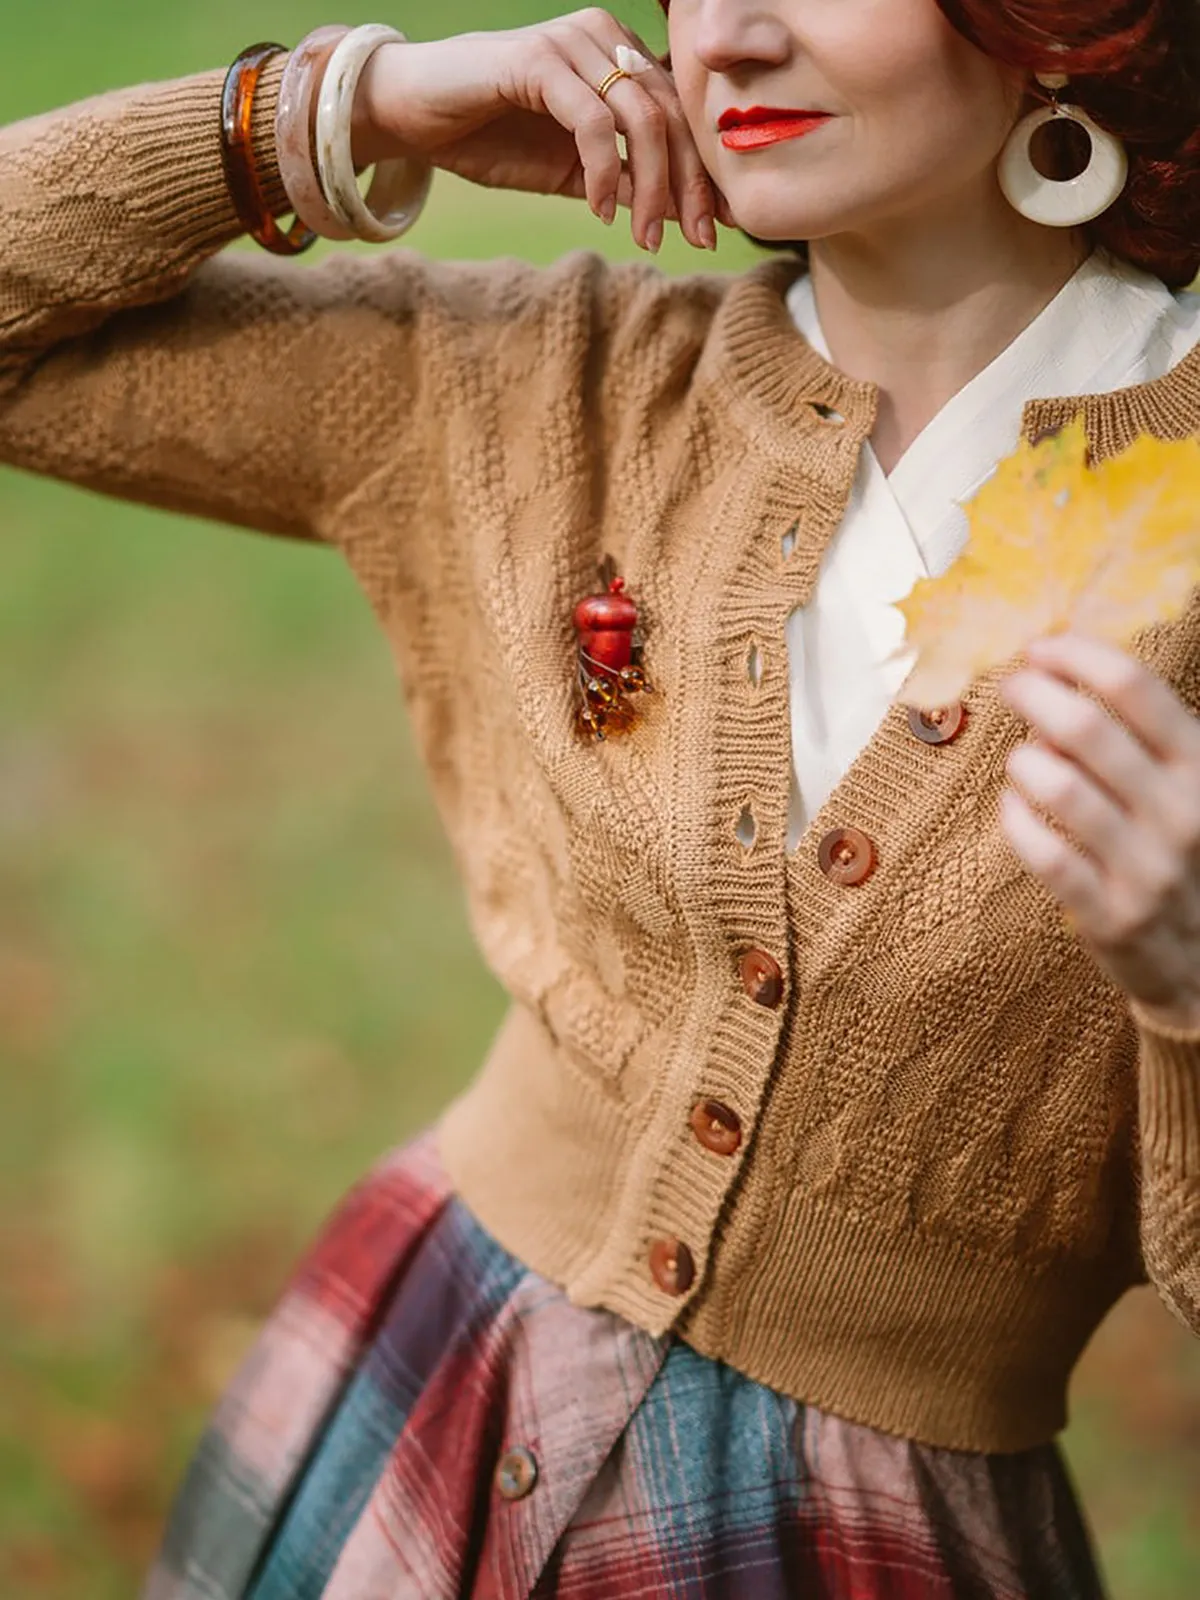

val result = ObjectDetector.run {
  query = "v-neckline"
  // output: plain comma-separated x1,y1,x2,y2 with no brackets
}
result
706,258,1200,910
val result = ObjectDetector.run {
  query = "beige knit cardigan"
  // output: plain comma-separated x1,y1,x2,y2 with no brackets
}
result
3,58,1199,1454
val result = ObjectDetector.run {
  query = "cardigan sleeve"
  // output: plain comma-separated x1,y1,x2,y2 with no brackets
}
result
0,61,643,546
1132,1001,1200,1335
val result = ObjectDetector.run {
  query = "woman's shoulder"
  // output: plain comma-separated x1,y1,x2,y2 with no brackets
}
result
338,245,774,357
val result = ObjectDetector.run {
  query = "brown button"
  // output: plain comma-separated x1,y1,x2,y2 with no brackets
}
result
817,826,877,886
649,1237,696,1296
690,1098,742,1157
739,949,783,1008
495,1445,538,1501
907,702,966,745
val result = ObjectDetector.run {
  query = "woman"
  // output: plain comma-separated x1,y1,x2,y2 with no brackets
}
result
2,2,1199,1596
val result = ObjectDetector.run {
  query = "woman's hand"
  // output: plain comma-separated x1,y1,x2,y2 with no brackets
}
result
997,631,1200,1030
353,10,729,254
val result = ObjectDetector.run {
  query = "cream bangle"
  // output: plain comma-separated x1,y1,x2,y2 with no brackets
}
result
314,23,433,244
277,25,355,240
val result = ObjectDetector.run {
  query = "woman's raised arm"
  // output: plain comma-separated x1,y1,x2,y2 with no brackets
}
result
0,15,721,546
0,59,391,542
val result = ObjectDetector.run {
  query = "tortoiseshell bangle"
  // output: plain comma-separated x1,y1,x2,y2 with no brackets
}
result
220,42,317,257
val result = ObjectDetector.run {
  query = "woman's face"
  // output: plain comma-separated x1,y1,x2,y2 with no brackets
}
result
667,0,1026,243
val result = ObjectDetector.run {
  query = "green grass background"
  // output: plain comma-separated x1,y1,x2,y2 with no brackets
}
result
1,5,1197,1596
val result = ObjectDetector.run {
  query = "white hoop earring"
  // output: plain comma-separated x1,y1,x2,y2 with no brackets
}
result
998,72,1128,228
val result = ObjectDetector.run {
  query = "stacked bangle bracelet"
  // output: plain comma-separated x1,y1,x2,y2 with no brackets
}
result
220,22,433,252
276,25,357,242
314,25,432,243
221,42,315,255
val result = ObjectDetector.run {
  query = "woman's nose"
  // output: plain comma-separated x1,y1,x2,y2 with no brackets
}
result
686,0,793,76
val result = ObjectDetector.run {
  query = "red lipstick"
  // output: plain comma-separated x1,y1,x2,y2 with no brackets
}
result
718,106,831,151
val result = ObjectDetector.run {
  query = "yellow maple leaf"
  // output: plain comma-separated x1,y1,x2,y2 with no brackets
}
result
890,417,1200,711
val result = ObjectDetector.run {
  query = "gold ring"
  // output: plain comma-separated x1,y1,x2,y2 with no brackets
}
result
595,66,631,101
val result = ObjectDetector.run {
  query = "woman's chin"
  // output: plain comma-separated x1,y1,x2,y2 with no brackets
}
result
726,208,818,247
715,187,830,245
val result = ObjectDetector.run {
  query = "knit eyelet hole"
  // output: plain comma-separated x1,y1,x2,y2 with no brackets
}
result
781,522,799,560
735,804,757,851
812,403,846,426
746,641,764,688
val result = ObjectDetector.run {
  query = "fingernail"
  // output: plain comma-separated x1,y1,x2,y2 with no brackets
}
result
600,196,616,225
697,214,717,251
646,218,663,254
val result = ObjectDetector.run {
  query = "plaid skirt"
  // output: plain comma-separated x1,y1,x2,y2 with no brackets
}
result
144,1131,1107,1600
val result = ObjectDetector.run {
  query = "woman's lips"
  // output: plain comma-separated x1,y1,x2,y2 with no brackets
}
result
719,115,831,151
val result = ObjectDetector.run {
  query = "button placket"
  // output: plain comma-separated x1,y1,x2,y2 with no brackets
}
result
626,483,807,1325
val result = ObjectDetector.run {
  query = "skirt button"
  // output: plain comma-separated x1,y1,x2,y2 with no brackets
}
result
495,1445,539,1501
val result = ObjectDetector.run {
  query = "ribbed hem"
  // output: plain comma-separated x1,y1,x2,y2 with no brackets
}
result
437,1005,1138,1454
437,1004,631,1291
680,1187,1129,1453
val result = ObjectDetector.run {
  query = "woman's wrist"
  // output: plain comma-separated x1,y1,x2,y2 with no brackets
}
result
270,27,432,245
351,41,416,171
314,26,432,242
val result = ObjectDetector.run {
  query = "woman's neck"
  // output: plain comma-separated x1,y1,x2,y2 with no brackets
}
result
808,201,1091,476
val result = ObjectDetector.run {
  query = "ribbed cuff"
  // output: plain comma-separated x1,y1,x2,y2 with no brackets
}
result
1133,1001,1200,1175
119,54,292,254
252,53,292,219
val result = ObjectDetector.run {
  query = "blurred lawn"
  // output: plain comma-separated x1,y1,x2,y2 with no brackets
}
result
1,6,1197,1597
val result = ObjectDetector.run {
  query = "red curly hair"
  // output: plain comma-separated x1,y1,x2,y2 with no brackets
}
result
656,0,1200,287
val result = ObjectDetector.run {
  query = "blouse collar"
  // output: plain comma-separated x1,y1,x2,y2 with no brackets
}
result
784,248,1200,576
704,252,1200,476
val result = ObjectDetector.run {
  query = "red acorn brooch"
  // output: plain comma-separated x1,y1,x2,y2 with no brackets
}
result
573,555,653,741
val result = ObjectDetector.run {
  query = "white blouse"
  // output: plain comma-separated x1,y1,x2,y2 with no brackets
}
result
779,250,1200,851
